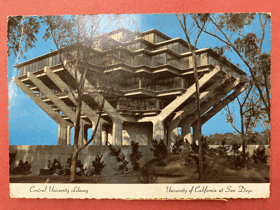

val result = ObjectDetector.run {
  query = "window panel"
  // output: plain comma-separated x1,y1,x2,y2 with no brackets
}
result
155,34,158,43
173,42,179,53
181,57,189,69
196,54,201,66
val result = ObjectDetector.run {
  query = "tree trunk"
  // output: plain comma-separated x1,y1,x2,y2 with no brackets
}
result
70,95,83,182
191,52,204,180
70,153,78,182
240,110,247,169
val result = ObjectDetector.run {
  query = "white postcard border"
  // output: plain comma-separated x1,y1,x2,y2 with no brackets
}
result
10,183,270,199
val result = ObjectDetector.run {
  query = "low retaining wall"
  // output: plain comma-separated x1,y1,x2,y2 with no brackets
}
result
9,145,154,176
9,144,270,176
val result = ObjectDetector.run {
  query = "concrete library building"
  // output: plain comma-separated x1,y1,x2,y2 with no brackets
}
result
10,28,247,175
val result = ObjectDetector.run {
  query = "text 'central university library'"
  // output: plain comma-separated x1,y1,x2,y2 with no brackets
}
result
11,28,246,173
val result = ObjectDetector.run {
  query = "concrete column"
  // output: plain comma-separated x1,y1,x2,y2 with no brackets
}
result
181,123,192,144
66,126,71,145
153,120,165,141
112,120,123,145
192,123,199,144
168,126,178,148
168,126,178,144
57,124,67,145
101,125,107,145
78,123,88,146
92,122,102,145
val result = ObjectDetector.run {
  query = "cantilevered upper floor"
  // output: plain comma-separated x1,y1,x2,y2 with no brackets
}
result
13,28,247,127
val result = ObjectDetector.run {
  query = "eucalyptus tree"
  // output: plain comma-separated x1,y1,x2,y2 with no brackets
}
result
176,14,209,180
41,15,138,182
193,13,271,122
8,14,135,182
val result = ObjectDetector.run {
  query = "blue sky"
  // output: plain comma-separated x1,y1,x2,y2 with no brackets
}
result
8,14,271,145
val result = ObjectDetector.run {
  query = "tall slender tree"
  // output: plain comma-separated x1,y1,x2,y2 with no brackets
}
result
193,13,271,122
176,14,209,180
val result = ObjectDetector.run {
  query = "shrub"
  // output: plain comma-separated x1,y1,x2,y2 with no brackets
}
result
189,136,208,173
130,141,143,171
171,136,184,154
91,155,106,175
150,139,168,166
61,156,85,176
228,142,248,169
48,159,63,175
180,141,191,166
252,146,267,164
108,143,129,173
11,160,31,175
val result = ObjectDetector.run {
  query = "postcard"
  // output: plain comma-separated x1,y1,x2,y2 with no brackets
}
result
8,13,270,199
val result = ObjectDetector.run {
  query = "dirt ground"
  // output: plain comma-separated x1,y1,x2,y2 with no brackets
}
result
10,154,270,184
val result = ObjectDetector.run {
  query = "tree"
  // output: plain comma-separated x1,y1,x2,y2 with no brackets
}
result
8,15,135,182
176,14,209,180
8,16,41,59
41,15,136,182
193,13,271,122
224,83,262,167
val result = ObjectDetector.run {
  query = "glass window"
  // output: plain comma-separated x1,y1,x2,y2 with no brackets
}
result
173,42,179,53
196,54,201,66
46,58,49,66
181,57,189,69
26,64,30,73
153,53,166,66
143,53,150,66
134,54,143,66
154,34,158,43
167,53,179,68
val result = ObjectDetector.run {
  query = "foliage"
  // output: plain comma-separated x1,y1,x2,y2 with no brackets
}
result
91,155,106,175
108,143,129,173
171,136,184,154
8,16,41,58
180,141,192,166
11,160,31,175
48,159,63,175
52,156,86,176
205,132,269,145
130,141,143,171
205,13,271,121
228,142,248,169
252,146,267,164
190,137,208,173
150,139,168,166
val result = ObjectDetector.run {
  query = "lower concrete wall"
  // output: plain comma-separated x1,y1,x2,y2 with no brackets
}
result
9,145,154,176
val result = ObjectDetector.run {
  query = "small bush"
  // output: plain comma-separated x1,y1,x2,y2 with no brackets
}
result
91,155,106,175
171,136,184,154
180,141,191,166
48,159,63,175
189,136,208,173
252,146,267,164
108,143,129,173
61,156,85,176
130,141,143,171
11,160,31,175
150,139,168,166
228,143,248,169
